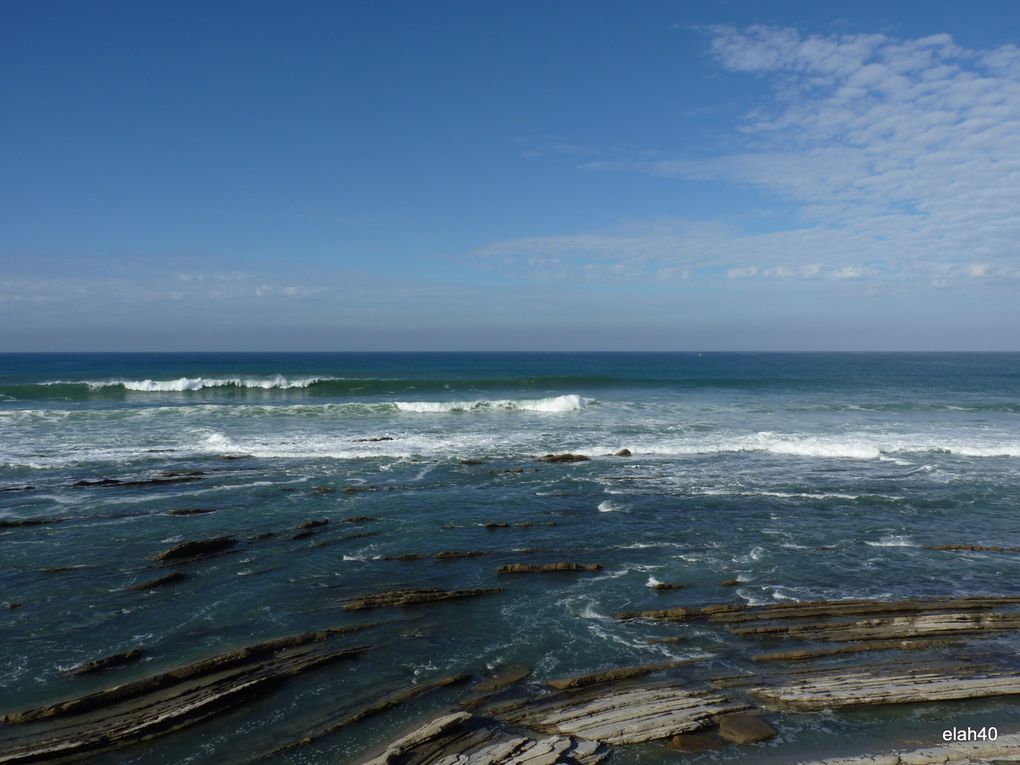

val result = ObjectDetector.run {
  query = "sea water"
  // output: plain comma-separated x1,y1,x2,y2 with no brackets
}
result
2,352,1019,763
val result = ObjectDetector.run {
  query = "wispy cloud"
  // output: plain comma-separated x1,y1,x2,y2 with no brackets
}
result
482,26,1020,289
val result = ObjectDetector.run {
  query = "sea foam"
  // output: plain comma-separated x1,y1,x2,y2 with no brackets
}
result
51,375,338,392
394,394,585,413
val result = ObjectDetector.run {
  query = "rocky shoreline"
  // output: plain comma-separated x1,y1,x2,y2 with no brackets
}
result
3,457,1020,763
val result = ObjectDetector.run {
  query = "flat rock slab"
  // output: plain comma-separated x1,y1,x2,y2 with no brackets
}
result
752,669,1020,711
342,588,501,611
718,713,777,744
500,682,751,745
797,732,1020,764
360,711,606,765
0,625,373,763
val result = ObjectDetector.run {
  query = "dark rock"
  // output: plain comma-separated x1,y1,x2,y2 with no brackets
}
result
475,665,531,692
67,649,144,677
721,579,740,587
339,531,380,541
435,550,486,560
75,474,204,488
248,532,276,541
514,521,556,528
312,485,335,494
342,588,501,611
927,543,1020,553
459,458,484,465
291,530,315,540
547,660,688,690
4,601,22,610
168,508,216,516
150,537,237,562
384,554,426,561
354,436,393,442
298,518,329,529
498,562,601,574
615,449,632,457
540,453,591,463
672,732,723,752
130,572,187,590
717,714,776,744
0,517,65,529
344,515,375,523
484,522,510,529
647,636,687,644
161,470,205,478
653,582,685,591
343,485,377,493
74,478,122,487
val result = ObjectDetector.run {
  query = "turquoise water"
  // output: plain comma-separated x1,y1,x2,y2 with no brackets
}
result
2,352,1019,763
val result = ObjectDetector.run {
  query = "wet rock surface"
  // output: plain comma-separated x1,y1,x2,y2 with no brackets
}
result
498,562,602,574
150,536,238,562
65,648,144,677
717,713,777,744
540,453,591,463
342,588,502,611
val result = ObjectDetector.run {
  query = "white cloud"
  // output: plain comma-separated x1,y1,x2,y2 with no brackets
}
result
481,26,1020,290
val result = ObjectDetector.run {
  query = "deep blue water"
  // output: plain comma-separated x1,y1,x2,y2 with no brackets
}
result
1,353,1019,763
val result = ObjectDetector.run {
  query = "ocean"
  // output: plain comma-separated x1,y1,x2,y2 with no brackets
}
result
2,352,1019,763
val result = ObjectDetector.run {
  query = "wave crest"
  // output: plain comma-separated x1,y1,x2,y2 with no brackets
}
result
53,375,339,392
394,394,585,413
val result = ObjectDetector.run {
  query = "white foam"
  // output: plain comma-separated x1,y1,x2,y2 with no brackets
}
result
49,375,338,392
394,394,585,414
864,535,916,548
597,500,622,512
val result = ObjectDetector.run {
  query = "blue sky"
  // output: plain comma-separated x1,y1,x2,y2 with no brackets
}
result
2,0,1019,350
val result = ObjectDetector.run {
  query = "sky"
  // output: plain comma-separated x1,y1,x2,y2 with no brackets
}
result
2,0,1019,351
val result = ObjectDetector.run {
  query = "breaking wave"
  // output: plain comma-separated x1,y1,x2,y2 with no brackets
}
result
49,375,338,392
394,394,585,413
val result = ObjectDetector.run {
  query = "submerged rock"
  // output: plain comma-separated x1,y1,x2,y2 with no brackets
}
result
0,517,65,529
717,714,776,744
66,648,144,677
498,562,601,574
672,732,723,752
435,550,486,560
168,508,216,516
344,515,375,523
298,518,329,529
653,582,685,591
721,579,740,587
150,536,237,562
342,588,502,611
354,436,394,442
129,571,187,590
615,448,632,457
459,458,485,465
